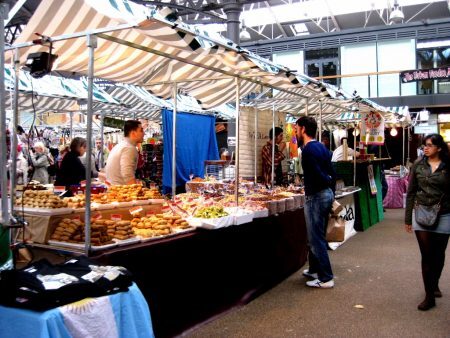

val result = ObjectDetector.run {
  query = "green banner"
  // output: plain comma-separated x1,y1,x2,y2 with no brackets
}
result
103,117,125,130
0,228,12,270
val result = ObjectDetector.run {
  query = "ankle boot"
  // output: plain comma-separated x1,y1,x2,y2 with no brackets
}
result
418,296,436,311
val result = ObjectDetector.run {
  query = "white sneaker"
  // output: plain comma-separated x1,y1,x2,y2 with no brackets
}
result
302,269,318,279
306,278,334,288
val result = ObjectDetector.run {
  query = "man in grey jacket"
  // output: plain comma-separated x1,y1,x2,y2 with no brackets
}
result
105,120,144,185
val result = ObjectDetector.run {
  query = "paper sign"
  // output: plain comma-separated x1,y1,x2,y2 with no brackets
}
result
129,206,144,216
53,186,66,193
146,211,155,217
92,212,102,220
111,214,122,221
72,215,81,221
361,111,385,145
367,165,378,195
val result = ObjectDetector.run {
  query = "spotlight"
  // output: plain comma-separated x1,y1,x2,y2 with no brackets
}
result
25,52,57,78
390,128,398,137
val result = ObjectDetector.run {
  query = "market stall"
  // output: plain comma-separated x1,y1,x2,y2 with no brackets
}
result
0,1,398,337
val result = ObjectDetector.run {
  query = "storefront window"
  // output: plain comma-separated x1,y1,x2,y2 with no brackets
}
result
304,48,339,86
417,44,450,95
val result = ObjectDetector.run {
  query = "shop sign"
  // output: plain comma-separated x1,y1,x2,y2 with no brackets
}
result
361,111,385,145
227,136,236,146
400,67,450,83
103,117,125,129
414,124,438,135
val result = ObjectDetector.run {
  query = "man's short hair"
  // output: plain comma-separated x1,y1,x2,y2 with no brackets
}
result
269,127,283,140
296,116,317,138
124,120,142,137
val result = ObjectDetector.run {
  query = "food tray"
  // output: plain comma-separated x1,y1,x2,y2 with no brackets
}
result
90,242,119,251
14,207,74,216
112,237,141,246
187,215,233,230
48,240,84,249
233,213,253,225
110,201,134,208
91,203,116,210
252,209,269,218
132,200,152,206
148,199,165,204
172,227,196,234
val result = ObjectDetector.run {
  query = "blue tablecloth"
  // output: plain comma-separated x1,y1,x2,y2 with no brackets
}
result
0,283,154,338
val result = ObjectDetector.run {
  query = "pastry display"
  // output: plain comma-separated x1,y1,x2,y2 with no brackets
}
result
195,206,229,219
15,190,68,209
103,220,135,240
63,195,86,208
131,212,191,238
49,218,113,246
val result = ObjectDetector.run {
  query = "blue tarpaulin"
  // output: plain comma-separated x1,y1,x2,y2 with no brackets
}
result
162,109,219,193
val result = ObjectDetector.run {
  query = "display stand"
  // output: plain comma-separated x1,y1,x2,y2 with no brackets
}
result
334,160,385,231
93,208,308,338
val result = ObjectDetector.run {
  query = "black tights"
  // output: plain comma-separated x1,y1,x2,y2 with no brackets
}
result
415,231,449,298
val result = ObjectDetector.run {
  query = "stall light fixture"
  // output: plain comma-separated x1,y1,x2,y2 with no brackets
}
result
239,19,251,42
389,0,404,24
390,128,398,137
352,128,360,137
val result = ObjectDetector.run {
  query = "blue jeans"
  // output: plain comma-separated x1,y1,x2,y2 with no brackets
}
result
304,188,334,282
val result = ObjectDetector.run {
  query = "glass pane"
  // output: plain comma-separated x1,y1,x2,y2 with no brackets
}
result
436,48,450,67
306,63,320,78
322,61,338,86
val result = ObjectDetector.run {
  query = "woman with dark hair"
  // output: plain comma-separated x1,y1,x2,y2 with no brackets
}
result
405,133,450,311
55,137,87,195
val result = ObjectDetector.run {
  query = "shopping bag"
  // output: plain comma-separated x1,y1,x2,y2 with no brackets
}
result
326,214,345,242
331,200,343,215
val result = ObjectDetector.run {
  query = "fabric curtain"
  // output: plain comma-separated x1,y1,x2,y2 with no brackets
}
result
162,109,219,193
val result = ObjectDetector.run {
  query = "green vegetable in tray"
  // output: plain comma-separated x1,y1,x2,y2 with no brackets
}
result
195,206,229,218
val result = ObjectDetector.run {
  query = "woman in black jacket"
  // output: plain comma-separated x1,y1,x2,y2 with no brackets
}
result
55,137,87,195
405,133,450,311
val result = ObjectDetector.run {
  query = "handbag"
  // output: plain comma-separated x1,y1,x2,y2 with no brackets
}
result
326,214,345,242
414,203,440,228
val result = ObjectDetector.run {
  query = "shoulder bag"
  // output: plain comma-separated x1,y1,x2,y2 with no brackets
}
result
414,194,444,228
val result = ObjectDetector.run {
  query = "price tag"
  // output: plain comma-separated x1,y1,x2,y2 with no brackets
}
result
72,215,81,221
111,214,122,221
146,211,155,217
53,186,66,194
93,212,102,220
129,206,144,216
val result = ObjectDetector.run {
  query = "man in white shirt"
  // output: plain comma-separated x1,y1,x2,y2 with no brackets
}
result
105,120,144,185
331,137,360,162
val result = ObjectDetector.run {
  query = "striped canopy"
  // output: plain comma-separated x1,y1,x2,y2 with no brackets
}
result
8,0,388,115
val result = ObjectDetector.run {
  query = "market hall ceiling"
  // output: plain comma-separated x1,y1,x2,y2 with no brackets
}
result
4,0,450,45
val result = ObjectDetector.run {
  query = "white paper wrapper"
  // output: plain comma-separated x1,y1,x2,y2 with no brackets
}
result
285,197,295,211
277,199,286,213
253,209,269,218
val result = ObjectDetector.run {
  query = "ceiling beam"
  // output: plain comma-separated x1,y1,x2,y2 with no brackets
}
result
4,0,29,26
264,1,288,38
323,0,340,31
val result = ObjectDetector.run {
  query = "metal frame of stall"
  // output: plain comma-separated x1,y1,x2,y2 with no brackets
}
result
1,7,392,257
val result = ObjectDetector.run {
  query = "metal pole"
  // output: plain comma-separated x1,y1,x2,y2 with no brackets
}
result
354,116,358,187
69,112,73,140
254,106,258,184
319,101,323,142
84,34,97,256
402,126,405,166
172,82,177,199
271,104,275,189
235,78,240,206
9,48,20,216
0,3,9,225
407,127,410,165
99,112,105,170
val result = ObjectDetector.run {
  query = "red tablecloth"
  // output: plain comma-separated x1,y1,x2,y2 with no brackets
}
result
383,175,409,209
